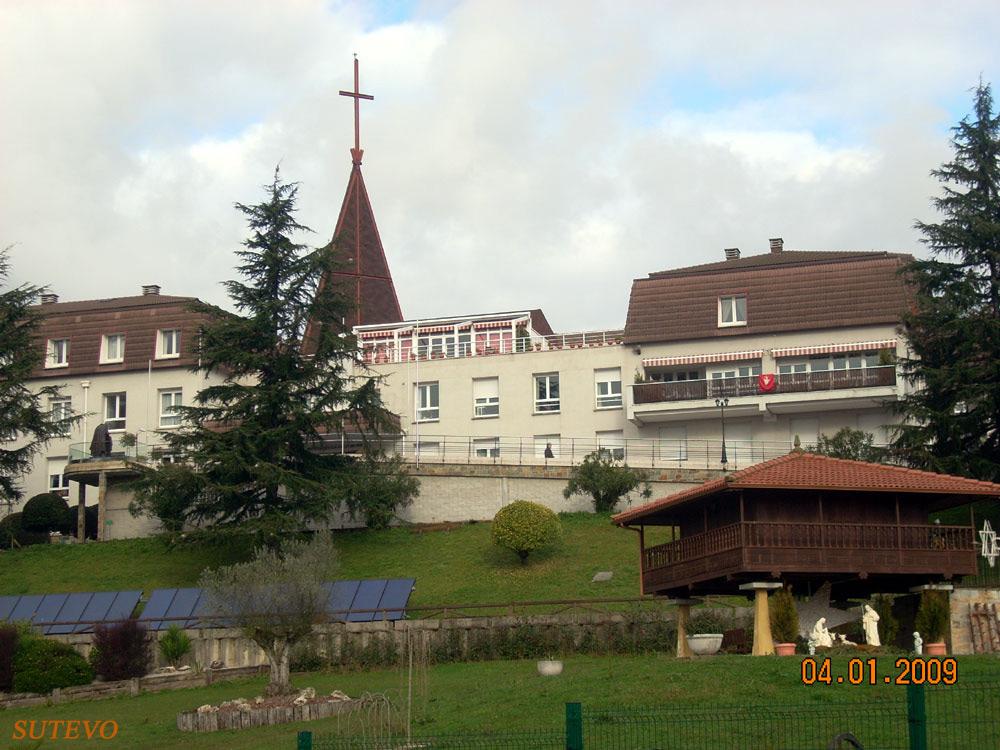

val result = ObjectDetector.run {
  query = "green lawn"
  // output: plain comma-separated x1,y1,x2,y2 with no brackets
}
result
1,654,998,749
0,514,661,607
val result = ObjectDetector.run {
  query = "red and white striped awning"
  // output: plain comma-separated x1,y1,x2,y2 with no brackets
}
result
642,350,764,368
771,339,897,359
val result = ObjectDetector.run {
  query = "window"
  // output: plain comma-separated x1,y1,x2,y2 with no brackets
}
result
534,435,560,458
595,368,623,409
159,389,182,428
473,377,500,418
712,364,761,379
99,333,125,363
415,382,439,422
473,437,500,458
534,373,560,413
778,361,808,375
650,370,700,383
158,329,181,359
416,440,440,457
718,295,747,327
659,426,688,461
596,430,625,460
47,459,70,497
46,338,69,368
104,392,126,431
50,398,72,435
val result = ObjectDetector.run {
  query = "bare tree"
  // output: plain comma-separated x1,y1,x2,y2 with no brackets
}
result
199,534,336,695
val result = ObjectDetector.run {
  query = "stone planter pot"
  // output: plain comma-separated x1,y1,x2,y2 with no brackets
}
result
537,660,563,676
774,642,797,656
924,641,947,656
686,634,723,656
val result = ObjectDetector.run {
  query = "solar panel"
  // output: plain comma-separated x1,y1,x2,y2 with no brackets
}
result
46,592,95,635
8,594,43,624
326,580,361,622
0,595,21,622
162,588,201,630
75,591,117,633
105,590,142,624
31,594,70,632
347,579,388,623
375,578,415,621
138,588,178,631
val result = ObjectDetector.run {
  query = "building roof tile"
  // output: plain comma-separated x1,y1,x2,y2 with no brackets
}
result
613,451,1000,525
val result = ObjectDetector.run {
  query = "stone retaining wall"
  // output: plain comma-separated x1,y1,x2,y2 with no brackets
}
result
949,587,1000,655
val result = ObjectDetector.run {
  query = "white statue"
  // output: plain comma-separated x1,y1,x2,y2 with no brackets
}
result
837,633,856,646
807,638,817,656
913,632,923,656
862,604,881,647
809,617,834,648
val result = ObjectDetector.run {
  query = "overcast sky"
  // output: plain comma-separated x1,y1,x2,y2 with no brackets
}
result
2,1,999,332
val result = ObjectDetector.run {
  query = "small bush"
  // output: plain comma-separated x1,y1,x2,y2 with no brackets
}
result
0,625,18,691
491,501,562,564
12,637,94,694
289,639,325,672
770,587,799,644
915,591,950,643
20,492,72,533
157,624,192,668
91,620,151,680
870,594,900,647
0,512,49,549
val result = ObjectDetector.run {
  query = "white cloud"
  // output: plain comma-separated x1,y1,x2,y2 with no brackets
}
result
1,0,998,329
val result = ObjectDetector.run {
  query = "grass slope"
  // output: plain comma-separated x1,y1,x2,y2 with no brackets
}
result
0,514,657,606
2,654,998,749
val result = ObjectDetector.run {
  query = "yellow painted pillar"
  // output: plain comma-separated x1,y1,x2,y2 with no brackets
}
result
740,582,782,656
676,603,693,658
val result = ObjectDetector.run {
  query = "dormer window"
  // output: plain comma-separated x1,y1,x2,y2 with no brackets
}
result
157,329,180,359
46,338,69,368
718,295,747,327
100,334,125,364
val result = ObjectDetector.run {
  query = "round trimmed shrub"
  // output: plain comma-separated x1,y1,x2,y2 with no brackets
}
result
491,500,562,564
915,591,950,643
770,587,799,644
12,637,94,694
21,492,72,533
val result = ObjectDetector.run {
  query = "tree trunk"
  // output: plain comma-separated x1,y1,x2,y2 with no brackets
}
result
263,638,292,696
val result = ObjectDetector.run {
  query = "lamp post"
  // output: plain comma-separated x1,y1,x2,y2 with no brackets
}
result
715,397,729,469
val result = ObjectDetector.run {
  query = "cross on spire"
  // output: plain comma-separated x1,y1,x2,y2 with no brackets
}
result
339,54,374,166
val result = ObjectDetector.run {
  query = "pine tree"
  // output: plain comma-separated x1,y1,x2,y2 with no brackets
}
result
0,248,79,510
131,170,400,542
893,82,1000,481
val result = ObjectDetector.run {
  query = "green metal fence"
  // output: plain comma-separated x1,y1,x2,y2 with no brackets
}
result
299,679,1000,750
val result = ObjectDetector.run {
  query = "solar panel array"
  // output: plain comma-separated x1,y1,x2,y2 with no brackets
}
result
138,578,416,631
0,590,142,634
0,579,415,632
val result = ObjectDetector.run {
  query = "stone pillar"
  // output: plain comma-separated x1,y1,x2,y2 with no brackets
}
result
77,482,87,542
673,599,701,658
96,471,107,542
740,582,782,656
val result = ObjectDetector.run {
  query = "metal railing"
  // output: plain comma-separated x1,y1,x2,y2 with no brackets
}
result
632,365,898,405
361,331,624,364
67,435,162,463
302,680,1000,749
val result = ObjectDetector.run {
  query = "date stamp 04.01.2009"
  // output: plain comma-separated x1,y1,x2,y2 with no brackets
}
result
801,657,958,686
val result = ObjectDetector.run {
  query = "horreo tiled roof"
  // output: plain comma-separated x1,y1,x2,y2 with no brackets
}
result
613,451,1000,525
624,250,913,344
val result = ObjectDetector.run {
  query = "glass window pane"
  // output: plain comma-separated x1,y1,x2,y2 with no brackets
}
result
735,296,747,321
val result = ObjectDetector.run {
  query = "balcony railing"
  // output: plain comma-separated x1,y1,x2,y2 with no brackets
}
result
641,521,977,591
361,330,624,364
632,366,897,406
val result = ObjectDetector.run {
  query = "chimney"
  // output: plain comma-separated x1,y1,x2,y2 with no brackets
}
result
769,237,784,253
142,284,161,296
40,293,59,304
724,247,741,261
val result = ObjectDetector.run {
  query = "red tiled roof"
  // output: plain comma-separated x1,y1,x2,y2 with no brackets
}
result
624,250,913,344
613,451,1000,525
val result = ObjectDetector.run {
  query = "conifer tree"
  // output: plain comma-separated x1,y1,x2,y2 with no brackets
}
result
893,82,1000,481
0,248,79,510
131,170,401,541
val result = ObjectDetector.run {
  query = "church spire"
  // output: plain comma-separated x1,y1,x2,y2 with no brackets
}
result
305,56,403,344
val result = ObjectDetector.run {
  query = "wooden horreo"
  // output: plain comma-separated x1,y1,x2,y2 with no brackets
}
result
614,451,1000,598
